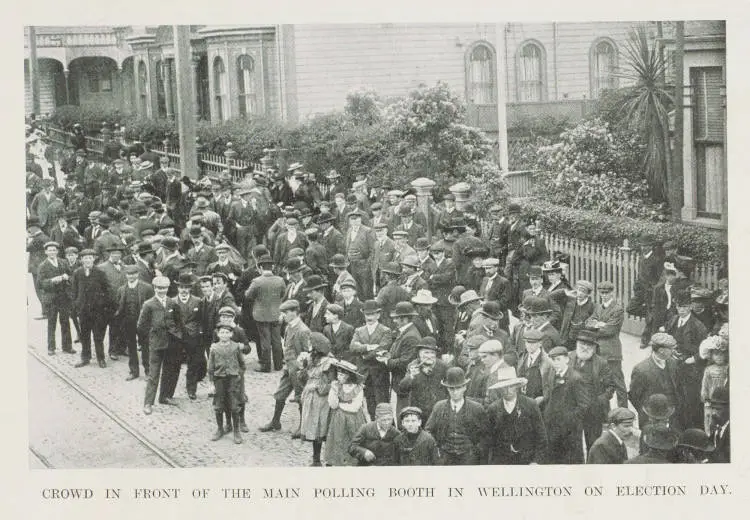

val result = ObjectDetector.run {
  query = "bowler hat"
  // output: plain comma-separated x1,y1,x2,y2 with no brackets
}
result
411,289,438,305
523,296,553,315
285,257,305,273
642,424,679,451
136,242,155,255
390,301,418,318
527,265,543,278
416,336,439,352
677,429,715,452
257,254,274,266
399,406,423,420
362,300,382,314
304,275,328,291
441,367,470,388
279,299,300,312
608,407,636,425
177,273,197,287
309,332,332,355
400,255,421,269
329,254,348,268
478,301,503,321
643,394,676,420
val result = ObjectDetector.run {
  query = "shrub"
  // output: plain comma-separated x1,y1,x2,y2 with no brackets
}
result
195,118,289,162
518,198,727,264
344,88,383,126
121,117,176,145
50,105,127,134
508,112,572,139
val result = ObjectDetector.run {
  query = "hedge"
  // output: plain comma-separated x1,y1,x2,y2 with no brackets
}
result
518,198,728,264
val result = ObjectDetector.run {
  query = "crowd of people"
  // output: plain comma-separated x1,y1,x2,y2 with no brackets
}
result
25,121,730,465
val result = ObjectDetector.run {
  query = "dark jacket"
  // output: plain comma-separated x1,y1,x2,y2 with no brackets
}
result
114,281,154,321
349,422,400,466
568,351,618,425
349,322,394,380
245,272,286,322
398,360,449,420
323,321,356,362
37,258,72,304
393,429,440,466
628,356,680,430
70,266,113,318
590,299,625,360
137,296,183,351
386,323,421,393
543,367,590,438
587,430,629,464
425,398,489,461
486,394,547,465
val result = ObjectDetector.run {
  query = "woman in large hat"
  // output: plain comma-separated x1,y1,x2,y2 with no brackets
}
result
299,332,337,466
325,359,369,466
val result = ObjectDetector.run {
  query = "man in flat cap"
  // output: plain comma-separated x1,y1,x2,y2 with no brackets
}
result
114,264,154,380
544,346,591,464
587,408,637,464
37,241,74,355
93,214,122,262
345,209,376,300
259,299,311,436
139,276,183,415
71,249,113,368
551,279,595,350
98,244,128,359
588,280,628,408
517,328,554,407
629,333,681,431
244,254,286,372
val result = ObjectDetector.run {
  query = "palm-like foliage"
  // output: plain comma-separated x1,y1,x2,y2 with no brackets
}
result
616,24,674,203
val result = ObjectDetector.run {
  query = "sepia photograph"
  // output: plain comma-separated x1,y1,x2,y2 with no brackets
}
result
24,20,729,469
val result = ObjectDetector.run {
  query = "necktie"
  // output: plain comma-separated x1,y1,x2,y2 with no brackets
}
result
619,442,628,461
665,285,672,309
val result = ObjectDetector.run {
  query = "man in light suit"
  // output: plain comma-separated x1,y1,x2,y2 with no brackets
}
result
244,254,286,372
259,299,311,436
344,209,376,300
349,299,395,418
589,281,628,408
29,179,58,232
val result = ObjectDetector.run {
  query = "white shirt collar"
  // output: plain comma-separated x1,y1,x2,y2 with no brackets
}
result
651,354,666,369
609,428,624,445
502,398,517,414
450,399,465,413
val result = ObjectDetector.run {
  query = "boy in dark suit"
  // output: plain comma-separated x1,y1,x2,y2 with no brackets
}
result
587,408,636,464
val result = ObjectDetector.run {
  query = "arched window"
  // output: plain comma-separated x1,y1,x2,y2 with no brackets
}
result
517,41,545,102
590,38,618,98
137,60,148,116
213,56,227,121
467,43,495,104
237,54,257,117
155,59,167,118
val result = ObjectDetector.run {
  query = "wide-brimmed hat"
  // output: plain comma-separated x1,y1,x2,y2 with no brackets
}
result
487,366,527,390
457,290,481,308
441,367,470,388
411,289,438,305
400,255,421,269
643,394,676,420
677,428,715,452
478,301,503,321
390,301,418,318
542,260,564,273
333,359,363,381
304,274,328,291
642,424,679,451
380,262,402,276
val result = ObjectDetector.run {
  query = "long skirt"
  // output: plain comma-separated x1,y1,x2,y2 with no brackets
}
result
324,408,368,466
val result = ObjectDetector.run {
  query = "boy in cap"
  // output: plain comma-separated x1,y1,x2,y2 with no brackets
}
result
71,249,113,368
212,306,251,432
587,408,637,464
208,323,246,444
114,264,155,380
338,279,366,328
350,402,400,466
349,300,395,418
394,407,439,466
139,276,184,414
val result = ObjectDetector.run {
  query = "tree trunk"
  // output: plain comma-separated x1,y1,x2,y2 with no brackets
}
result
670,21,685,221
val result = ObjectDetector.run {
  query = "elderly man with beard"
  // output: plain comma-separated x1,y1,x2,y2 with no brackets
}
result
398,337,449,421
485,366,547,465
568,330,619,454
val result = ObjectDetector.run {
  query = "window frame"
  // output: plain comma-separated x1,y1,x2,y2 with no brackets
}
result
464,41,497,105
237,53,257,117
213,56,227,121
589,37,619,99
515,39,547,103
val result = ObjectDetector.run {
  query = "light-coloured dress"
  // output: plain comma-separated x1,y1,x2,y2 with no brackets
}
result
325,382,370,466
300,355,334,441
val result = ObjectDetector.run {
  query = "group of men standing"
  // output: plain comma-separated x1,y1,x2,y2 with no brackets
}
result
26,122,730,465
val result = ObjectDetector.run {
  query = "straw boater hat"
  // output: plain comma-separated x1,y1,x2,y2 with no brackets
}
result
456,290,481,308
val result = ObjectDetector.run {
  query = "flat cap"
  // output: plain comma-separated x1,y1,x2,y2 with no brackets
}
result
575,280,594,292
650,332,677,349
608,407,636,424
279,299,300,312
218,306,237,317
152,276,171,288
465,335,490,349
548,346,569,358
79,248,96,257
598,281,615,292
522,328,544,341
399,406,423,420
477,339,504,354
